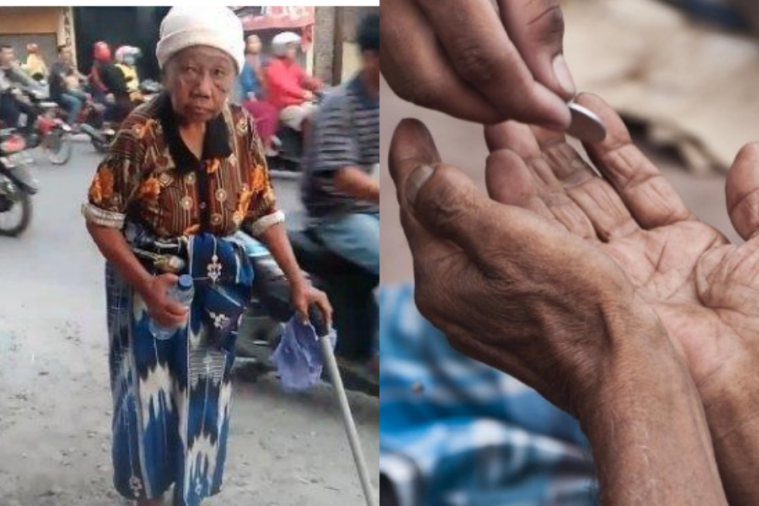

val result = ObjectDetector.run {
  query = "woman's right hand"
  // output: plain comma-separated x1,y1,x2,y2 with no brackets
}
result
141,274,189,328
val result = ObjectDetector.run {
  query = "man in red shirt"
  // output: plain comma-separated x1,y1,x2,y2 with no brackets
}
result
264,32,321,131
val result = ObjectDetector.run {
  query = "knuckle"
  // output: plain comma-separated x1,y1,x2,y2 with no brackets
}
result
528,3,565,44
391,75,444,110
420,178,478,236
454,38,501,84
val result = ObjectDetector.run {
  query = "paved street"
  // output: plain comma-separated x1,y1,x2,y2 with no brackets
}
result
0,139,379,506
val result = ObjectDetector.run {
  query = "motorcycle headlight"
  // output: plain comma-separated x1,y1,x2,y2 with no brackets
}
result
0,136,26,153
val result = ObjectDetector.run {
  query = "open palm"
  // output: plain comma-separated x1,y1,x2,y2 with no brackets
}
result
484,94,759,399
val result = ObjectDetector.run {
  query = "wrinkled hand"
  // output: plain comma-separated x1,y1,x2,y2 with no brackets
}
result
290,280,333,330
481,94,759,416
142,273,189,328
389,113,679,418
381,0,575,128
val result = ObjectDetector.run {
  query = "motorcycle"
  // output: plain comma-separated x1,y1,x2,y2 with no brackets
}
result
10,86,74,166
77,102,114,155
234,229,379,397
265,90,327,173
80,80,163,155
0,131,38,236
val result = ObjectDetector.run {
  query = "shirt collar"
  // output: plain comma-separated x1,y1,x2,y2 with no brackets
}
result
156,91,232,173
349,73,378,109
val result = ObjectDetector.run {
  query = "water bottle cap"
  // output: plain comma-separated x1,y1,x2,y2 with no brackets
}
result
177,274,193,290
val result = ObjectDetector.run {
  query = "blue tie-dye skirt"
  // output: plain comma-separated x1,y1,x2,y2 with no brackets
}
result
105,234,253,506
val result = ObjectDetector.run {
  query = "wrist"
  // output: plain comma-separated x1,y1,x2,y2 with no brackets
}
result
575,297,685,422
132,271,155,301
288,273,308,291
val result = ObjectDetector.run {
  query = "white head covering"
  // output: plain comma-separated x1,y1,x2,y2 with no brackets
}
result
156,6,245,74
271,31,302,56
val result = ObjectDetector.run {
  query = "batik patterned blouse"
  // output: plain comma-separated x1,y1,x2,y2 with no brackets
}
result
83,92,283,238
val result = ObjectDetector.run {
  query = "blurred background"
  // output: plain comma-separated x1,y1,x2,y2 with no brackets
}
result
379,0,759,504
0,6,377,85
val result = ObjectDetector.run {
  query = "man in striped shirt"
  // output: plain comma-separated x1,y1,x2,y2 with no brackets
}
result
301,13,380,276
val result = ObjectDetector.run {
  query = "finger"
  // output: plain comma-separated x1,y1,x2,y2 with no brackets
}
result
408,158,517,270
577,93,695,229
485,148,556,223
389,119,462,270
498,0,576,100
485,121,542,159
727,142,759,240
157,273,179,287
295,303,309,324
381,0,501,124
164,302,189,318
415,0,571,129
486,122,597,239
317,299,333,329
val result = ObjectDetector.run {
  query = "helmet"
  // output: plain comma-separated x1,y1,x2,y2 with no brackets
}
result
115,45,141,65
272,32,301,56
93,41,111,63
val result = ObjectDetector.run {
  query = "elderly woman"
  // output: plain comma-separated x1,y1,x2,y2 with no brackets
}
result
82,7,331,506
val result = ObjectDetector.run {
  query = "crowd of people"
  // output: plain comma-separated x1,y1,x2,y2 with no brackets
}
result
0,28,325,153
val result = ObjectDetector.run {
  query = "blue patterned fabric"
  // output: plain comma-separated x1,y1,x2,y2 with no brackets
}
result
107,234,253,506
380,285,598,506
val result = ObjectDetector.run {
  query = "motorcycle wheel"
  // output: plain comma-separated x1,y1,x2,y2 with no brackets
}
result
0,183,32,237
42,129,73,165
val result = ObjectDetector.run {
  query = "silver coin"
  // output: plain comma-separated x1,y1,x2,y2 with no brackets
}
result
567,102,607,143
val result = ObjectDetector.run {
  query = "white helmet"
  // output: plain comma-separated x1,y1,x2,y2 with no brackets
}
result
272,31,301,56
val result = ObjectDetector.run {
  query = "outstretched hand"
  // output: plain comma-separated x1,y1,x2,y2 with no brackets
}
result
484,94,759,412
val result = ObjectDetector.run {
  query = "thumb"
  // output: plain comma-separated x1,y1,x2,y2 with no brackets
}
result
406,159,511,270
498,0,576,100
727,142,759,240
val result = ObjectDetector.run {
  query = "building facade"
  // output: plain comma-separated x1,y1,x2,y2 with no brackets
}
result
0,7,76,67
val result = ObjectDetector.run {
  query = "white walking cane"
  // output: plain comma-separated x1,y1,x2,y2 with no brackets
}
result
319,333,378,506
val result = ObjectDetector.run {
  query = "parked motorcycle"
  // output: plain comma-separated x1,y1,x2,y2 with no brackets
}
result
0,131,38,237
234,229,379,397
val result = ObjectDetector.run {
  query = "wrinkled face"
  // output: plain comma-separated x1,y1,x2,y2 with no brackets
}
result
0,48,15,67
164,45,236,124
246,35,262,54
363,50,379,90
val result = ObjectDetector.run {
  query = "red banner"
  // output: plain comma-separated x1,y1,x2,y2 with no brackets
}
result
237,6,316,31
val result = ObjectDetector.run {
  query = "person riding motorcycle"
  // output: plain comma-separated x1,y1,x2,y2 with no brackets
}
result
114,45,143,103
0,44,40,143
299,14,380,373
264,31,322,132
89,41,131,123
49,44,91,127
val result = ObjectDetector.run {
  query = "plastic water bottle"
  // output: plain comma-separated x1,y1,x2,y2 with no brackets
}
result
149,274,194,341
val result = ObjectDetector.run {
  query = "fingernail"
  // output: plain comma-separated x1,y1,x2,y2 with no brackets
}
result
552,54,577,97
405,165,436,207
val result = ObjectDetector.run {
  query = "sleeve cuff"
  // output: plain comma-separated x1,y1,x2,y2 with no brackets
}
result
247,210,285,237
81,203,126,229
